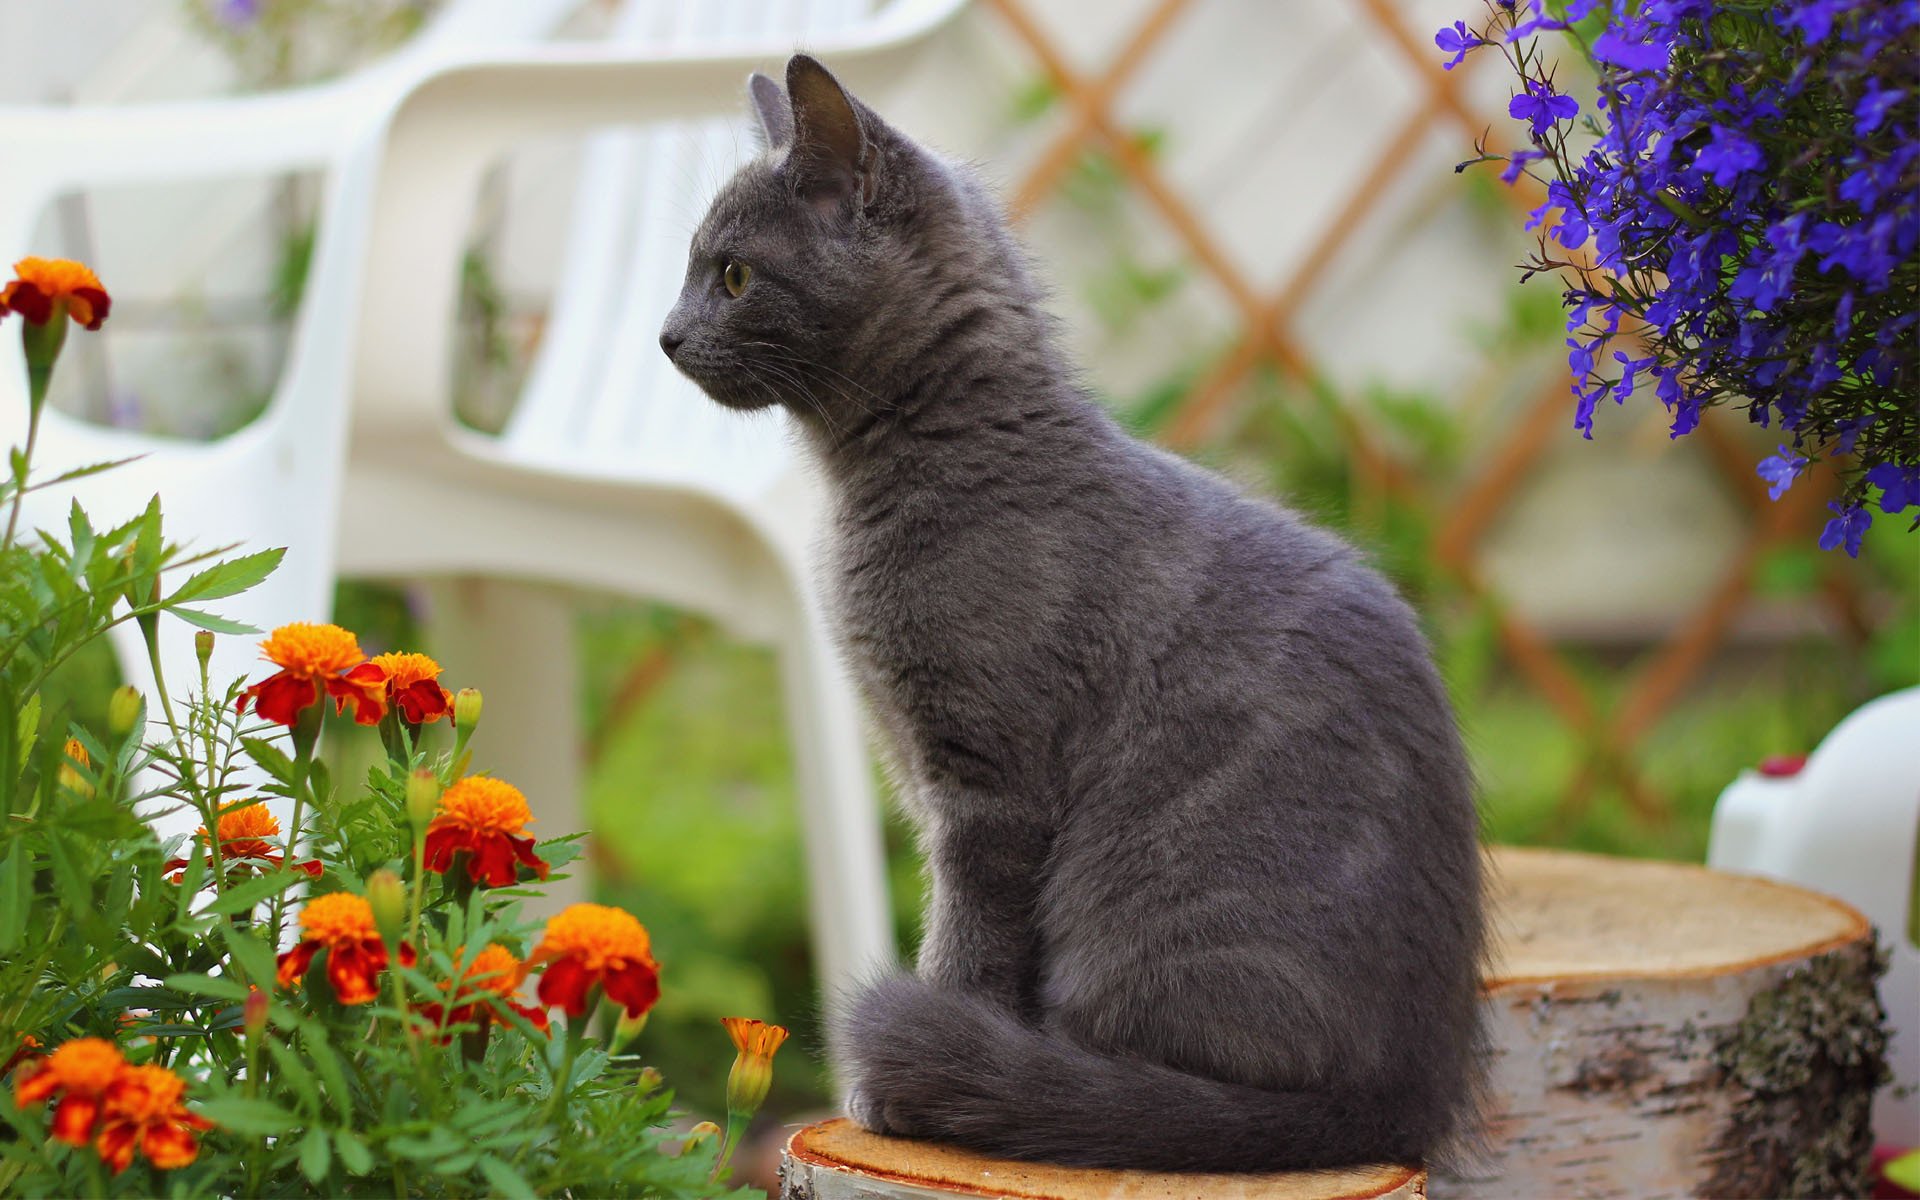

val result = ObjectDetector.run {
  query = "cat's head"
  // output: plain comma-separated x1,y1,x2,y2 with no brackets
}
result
660,55,1033,428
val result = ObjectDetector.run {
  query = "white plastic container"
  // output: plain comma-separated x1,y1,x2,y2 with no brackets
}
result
1707,685,1920,1147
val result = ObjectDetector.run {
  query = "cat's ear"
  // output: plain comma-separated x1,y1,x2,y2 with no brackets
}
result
784,54,876,213
747,71,793,151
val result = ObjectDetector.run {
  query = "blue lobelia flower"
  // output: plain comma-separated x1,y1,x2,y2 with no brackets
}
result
1509,80,1579,137
1867,463,1920,514
1853,79,1908,135
1756,448,1809,500
1435,21,1485,70
1591,29,1671,71
1818,502,1871,556
1692,127,1764,187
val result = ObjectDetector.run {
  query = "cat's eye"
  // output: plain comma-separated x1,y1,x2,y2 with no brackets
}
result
723,259,752,297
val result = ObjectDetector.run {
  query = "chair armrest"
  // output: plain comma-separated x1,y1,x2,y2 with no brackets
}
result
350,0,970,440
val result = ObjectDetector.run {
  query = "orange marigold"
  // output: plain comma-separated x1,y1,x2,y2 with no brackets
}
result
93,1063,211,1175
345,651,453,724
164,799,322,882
0,257,111,329
238,622,386,728
526,904,659,1019
418,944,548,1037
13,1037,124,1148
422,776,548,888
275,891,412,1006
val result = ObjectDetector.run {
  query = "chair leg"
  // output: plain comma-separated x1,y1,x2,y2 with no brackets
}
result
775,600,899,1022
421,577,586,918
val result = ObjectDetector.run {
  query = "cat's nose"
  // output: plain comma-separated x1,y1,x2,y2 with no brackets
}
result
659,330,684,361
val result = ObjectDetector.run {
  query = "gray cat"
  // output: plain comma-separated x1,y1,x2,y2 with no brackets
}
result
660,55,1486,1174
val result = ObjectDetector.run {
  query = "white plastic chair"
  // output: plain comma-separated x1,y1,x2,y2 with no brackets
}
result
0,0,589,757
341,0,969,996
1707,686,1920,1147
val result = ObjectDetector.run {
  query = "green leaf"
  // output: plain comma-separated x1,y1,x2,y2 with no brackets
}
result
165,607,260,635
166,548,285,606
241,737,297,787
33,455,145,492
478,1155,536,1200
0,840,29,954
222,922,280,990
299,1126,332,1183
333,1130,373,1176
201,869,302,917
265,1040,320,1114
162,972,248,1002
13,692,39,774
303,1031,352,1111
173,847,206,923
192,1096,300,1136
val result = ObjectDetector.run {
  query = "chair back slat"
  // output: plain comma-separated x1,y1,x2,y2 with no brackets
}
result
504,0,872,500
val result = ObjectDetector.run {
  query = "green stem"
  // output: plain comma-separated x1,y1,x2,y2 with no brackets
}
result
3,364,49,549
714,1112,751,1181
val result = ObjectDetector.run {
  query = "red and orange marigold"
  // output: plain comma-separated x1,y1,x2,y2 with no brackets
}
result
164,798,322,881
418,943,549,1037
275,891,412,1006
525,904,660,1020
0,257,111,329
423,776,548,888
93,1064,211,1175
238,623,386,728
347,651,453,725
13,1037,124,1148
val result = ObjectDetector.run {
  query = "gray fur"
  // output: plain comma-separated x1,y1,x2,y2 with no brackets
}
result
660,54,1487,1173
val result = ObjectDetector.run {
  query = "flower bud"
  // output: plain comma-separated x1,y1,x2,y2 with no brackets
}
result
20,309,69,377
366,869,407,950
453,688,483,728
405,770,441,832
721,1017,788,1124
107,686,142,736
683,1121,720,1151
243,987,269,1041
194,631,215,673
635,1065,664,1091
57,738,93,798
613,1009,650,1052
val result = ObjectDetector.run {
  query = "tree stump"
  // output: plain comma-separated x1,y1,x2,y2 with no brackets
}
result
1450,846,1888,1199
781,847,1887,1200
781,1119,1427,1199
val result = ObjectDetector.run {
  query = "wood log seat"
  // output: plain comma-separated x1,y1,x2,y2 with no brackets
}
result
780,847,1887,1200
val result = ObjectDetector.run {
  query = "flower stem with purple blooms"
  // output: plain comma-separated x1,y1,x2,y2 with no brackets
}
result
1438,0,1918,555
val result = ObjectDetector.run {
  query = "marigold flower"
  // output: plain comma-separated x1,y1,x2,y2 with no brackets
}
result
423,776,548,888
13,1037,124,1147
0,257,111,329
275,891,413,1006
164,798,321,882
348,651,453,724
722,1016,788,1119
417,943,549,1036
1,1033,41,1078
525,903,659,1019
237,622,386,727
57,738,93,797
93,1063,212,1174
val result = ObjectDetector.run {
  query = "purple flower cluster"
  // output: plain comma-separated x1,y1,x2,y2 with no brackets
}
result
1440,0,1919,554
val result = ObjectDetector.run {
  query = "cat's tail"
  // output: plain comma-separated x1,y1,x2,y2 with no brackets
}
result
837,976,1440,1174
